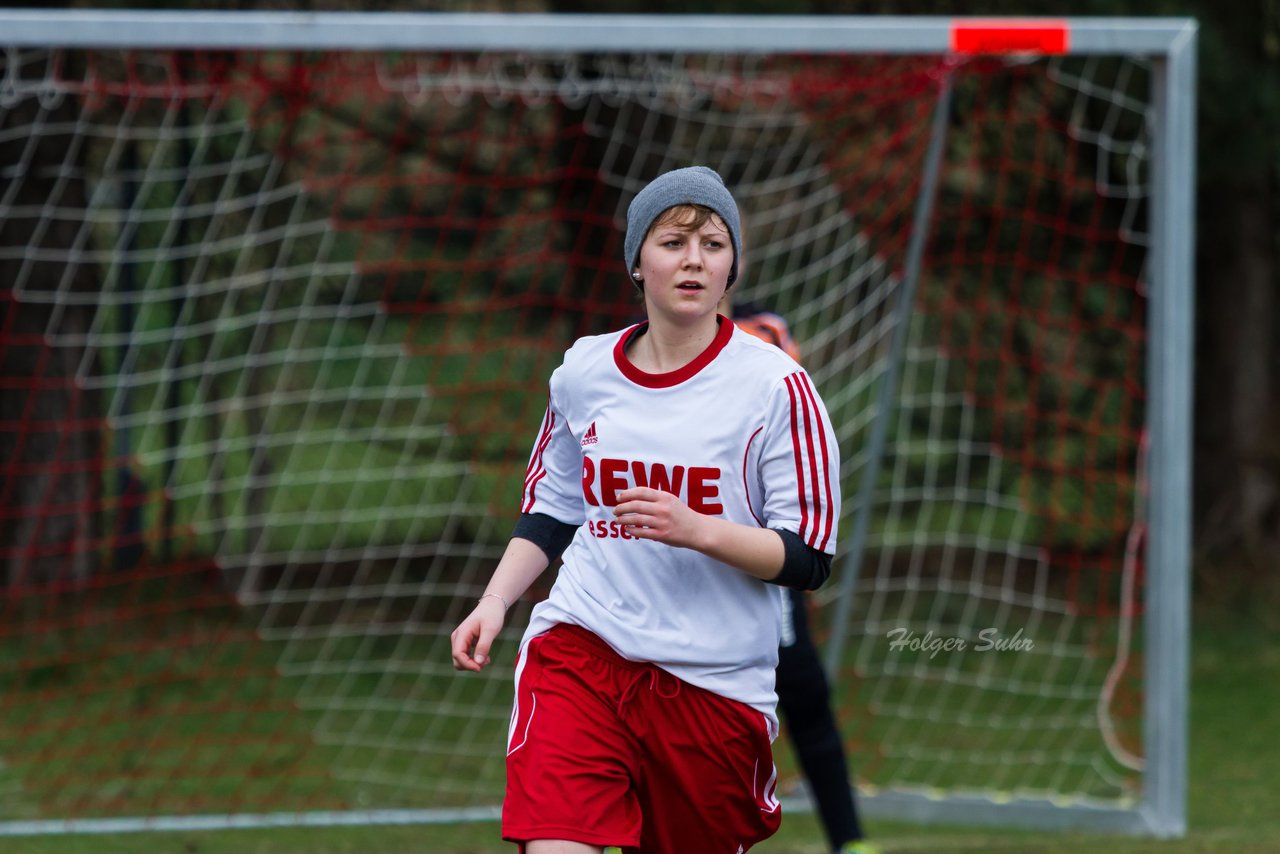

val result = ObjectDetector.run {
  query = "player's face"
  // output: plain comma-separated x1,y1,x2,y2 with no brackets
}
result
633,211,733,325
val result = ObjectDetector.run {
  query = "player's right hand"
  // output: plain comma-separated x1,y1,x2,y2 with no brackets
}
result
450,598,506,672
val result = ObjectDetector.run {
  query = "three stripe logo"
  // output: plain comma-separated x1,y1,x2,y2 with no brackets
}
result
521,403,557,513
580,421,599,447
784,372,835,553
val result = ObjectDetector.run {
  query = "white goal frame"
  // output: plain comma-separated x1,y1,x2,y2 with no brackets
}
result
0,10,1195,840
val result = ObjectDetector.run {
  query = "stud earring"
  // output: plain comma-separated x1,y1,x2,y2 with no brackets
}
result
632,272,642,281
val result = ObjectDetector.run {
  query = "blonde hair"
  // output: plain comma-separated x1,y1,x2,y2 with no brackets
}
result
647,204,727,236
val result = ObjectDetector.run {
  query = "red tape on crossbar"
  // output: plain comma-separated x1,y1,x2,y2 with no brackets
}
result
951,20,1069,55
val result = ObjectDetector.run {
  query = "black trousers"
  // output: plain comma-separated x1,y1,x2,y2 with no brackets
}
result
776,587,864,848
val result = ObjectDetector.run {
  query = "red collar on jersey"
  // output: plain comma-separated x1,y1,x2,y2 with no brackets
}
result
613,314,734,389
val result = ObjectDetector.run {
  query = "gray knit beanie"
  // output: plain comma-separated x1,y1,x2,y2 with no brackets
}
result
624,166,741,288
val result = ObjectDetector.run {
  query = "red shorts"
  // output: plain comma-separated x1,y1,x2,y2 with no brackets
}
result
503,624,781,853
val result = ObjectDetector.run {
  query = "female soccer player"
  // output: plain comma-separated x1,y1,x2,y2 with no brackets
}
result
451,165,842,854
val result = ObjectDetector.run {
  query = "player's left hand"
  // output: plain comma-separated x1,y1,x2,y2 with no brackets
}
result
613,487,706,549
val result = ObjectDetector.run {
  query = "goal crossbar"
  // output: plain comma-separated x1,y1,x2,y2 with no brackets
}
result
0,10,1195,55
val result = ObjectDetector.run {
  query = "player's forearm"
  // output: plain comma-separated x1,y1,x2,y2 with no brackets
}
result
482,537,552,607
690,517,787,582
612,486,830,588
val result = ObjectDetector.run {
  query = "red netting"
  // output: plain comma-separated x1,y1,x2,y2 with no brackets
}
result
0,45,1154,820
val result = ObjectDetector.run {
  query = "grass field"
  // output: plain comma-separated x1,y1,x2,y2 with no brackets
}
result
2,610,1276,854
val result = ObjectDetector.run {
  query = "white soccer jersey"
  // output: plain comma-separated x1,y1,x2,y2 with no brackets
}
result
518,315,841,729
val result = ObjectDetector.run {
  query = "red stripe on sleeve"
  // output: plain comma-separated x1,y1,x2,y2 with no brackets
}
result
521,408,556,513
798,374,836,552
793,373,824,549
522,407,551,487
785,375,811,542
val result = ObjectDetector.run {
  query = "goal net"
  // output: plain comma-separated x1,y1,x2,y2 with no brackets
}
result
0,13,1192,837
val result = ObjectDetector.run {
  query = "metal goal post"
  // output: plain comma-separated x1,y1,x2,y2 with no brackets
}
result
0,10,1194,839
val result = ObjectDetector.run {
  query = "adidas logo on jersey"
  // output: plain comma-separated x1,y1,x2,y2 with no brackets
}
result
580,421,599,447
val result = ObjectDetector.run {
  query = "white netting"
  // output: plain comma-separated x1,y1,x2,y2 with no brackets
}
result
0,44,1152,824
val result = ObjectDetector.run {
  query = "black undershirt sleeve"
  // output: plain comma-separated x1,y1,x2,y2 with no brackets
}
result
768,528,833,591
511,512,579,564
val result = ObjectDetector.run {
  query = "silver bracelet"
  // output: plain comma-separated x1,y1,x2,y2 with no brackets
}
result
479,592,510,610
